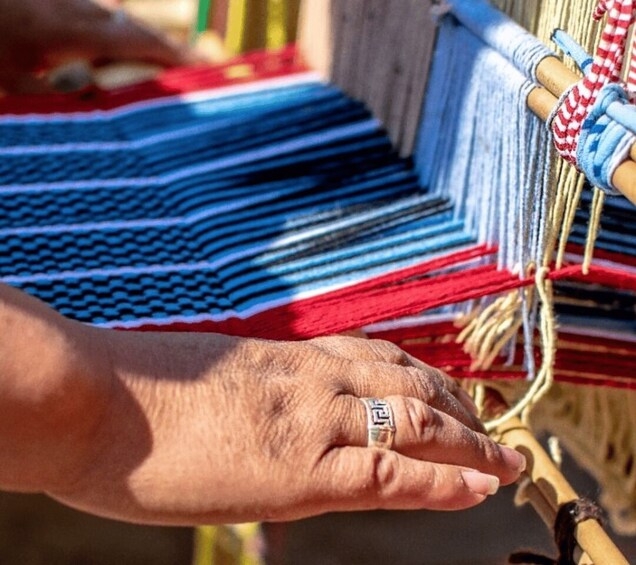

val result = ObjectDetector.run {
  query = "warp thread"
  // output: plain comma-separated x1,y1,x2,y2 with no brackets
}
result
415,11,554,279
416,4,564,429
484,267,556,432
582,187,606,274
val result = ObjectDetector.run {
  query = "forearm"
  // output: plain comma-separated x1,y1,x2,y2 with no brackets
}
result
0,283,245,521
0,284,112,492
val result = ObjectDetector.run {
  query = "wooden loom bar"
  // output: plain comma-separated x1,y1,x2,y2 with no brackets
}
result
526,56,636,206
492,411,630,565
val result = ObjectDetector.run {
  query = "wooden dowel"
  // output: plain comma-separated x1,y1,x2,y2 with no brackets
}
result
519,481,594,564
492,414,629,565
535,57,581,100
536,57,636,165
527,56,636,205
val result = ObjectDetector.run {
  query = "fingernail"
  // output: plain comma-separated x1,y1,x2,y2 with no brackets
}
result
461,470,500,496
501,446,527,472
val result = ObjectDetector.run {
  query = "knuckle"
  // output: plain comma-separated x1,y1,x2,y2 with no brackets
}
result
459,425,501,465
419,376,441,405
310,335,363,359
479,435,504,464
368,339,411,365
404,399,439,445
428,464,454,499
426,366,448,387
364,450,399,496
245,340,300,376
439,370,459,394
308,335,343,354
390,365,428,398
344,358,376,390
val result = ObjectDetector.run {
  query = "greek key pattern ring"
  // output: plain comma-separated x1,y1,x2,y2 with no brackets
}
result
360,398,396,449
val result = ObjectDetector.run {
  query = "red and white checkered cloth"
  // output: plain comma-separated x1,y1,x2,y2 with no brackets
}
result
551,0,636,165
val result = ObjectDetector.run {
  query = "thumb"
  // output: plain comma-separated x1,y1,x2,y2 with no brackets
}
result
94,9,201,67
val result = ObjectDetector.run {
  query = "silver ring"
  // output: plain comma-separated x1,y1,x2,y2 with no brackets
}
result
360,398,396,449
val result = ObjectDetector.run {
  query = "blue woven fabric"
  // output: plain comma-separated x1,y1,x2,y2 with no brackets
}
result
1,79,475,326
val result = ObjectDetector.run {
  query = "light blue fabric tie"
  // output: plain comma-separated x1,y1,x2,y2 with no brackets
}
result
578,84,636,194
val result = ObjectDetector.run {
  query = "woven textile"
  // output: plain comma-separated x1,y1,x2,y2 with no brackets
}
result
1,50,486,335
1,43,633,359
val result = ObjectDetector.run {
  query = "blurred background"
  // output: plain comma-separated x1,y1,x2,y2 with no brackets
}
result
58,0,302,91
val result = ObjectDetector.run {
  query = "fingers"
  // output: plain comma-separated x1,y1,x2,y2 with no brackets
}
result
76,7,199,67
97,12,200,66
332,357,484,433
314,447,501,512
336,395,524,486
315,336,482,430
0,1,202,94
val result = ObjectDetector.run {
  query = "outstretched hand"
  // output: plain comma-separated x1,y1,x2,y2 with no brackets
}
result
0,285,525,525
54,331,525,525
0,0,197,93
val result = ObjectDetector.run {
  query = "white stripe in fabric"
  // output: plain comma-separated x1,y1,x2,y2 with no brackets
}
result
558,324,636,344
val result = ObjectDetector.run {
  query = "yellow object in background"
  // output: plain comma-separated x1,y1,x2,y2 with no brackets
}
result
193,524,263,565
220,0,301,55
225,0,248,55
266,0,287,49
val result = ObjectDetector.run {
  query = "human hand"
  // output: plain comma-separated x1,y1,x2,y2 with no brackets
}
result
0,0,197,93
44,329,526,525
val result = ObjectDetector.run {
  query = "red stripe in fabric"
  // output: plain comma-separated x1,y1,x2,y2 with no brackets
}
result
565,243,636,268
567,264,636,291
117,256,628,339
369,321,636,389
121,245,498,337
0,47,305,115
